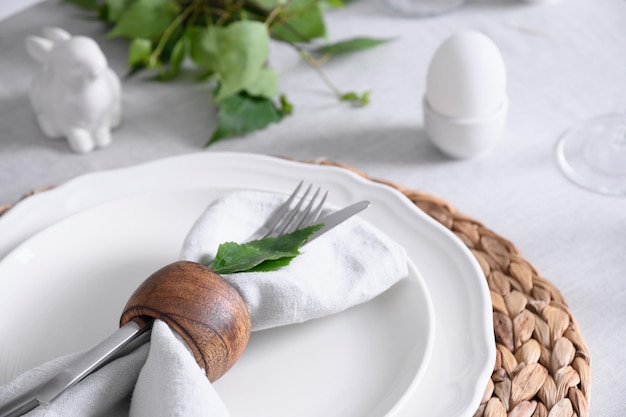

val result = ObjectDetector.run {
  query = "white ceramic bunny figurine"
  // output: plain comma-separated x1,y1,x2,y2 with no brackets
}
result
25,27,122,153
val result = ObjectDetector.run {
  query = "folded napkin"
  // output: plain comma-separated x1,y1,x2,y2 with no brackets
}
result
0,190,408,416
180,191,409,331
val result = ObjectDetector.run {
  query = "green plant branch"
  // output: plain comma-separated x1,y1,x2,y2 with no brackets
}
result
289,42,368,105
297,46,342,97
213,6,232,25
66,0,379,145
264,4,284,27
150,5,194,66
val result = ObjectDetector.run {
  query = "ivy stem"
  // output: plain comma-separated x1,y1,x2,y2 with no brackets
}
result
296,46,342,98
150,5,194,66
264,5,284,28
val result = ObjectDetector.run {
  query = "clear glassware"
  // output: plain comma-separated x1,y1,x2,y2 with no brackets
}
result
386,0,467,17
556,112,626,196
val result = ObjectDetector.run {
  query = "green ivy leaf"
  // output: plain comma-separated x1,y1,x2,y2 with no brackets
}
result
270,0,326,43
242,68,279,99
210,224,323,274
188,22,275,101
101,0,132,22
108,0,179,39
213,21,275,101
211,242,295,274
159,38,186,80
340,90,370,106
208,92,286,145
246,257,293,272
316,37,391,56
187,26,219,71
128,38,153,66
279,94,293,115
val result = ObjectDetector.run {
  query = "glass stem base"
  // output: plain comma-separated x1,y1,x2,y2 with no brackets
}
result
556,113,626,196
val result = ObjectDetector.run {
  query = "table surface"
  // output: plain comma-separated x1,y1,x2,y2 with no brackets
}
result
1,0,625,415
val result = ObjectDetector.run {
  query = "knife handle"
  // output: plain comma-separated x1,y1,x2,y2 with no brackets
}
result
119,261,251,382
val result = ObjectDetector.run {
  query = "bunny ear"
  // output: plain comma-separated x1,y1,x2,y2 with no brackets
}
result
25,36,53,62
42,27,71,43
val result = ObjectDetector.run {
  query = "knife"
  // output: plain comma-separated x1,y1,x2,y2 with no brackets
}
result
307,200,370,243
0,200,370,417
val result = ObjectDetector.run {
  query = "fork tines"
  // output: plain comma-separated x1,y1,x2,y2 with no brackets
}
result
264,181,328,238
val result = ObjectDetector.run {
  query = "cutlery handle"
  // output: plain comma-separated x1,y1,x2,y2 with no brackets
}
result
119,261,251,382
0,321,150,417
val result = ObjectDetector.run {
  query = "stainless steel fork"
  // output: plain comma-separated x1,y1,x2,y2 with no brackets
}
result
248,181,328,241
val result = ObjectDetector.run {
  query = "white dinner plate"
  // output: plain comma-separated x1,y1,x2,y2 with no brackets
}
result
0,187,434,417
0,152,494,416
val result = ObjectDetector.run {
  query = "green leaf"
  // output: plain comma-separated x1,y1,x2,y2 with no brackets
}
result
279,94,293,115
152,25,185,73
270,0,326,43
252,224,322,253
211,242,295,274
210,224,323,274
108,0,179,39
242,68,279,99
188,22,275,101
316,37,391,56
212,21,274,101
208,92,286,145
187,26,219,70
247,257,294,272
100,0,132,22
128,38,153,66
340,90,370,106
159,37,186,79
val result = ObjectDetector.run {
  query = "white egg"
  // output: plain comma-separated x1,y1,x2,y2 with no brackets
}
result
426,31,506,119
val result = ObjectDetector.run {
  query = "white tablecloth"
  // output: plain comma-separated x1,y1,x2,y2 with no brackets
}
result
0,0,625,415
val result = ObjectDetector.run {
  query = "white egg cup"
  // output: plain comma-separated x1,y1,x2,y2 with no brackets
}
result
423,96,508,159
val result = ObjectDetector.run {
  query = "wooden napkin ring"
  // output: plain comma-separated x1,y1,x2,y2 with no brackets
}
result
119,261,251,382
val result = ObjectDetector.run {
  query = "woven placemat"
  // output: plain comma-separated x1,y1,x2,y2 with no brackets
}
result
308,160,591,417
1,160,590,417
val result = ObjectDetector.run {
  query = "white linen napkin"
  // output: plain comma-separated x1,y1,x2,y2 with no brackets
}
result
0,190,408,416
180,190,409,331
